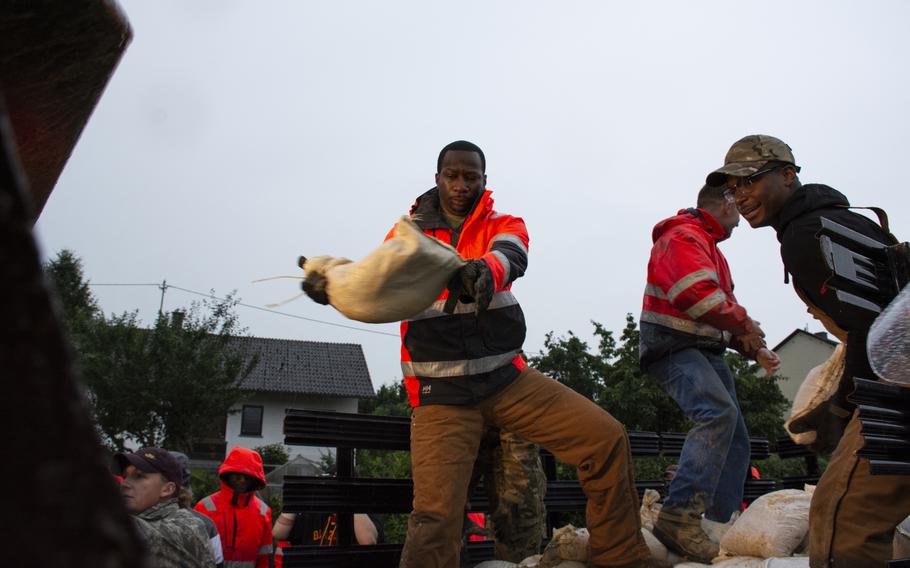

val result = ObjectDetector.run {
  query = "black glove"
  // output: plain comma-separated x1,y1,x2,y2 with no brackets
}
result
301,271,330,305
459,260,494,313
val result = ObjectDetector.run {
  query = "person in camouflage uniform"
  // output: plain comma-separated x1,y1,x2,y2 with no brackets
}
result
469,428,547,563
117,447,214,568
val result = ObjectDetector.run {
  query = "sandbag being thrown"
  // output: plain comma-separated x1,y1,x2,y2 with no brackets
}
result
302,216,466,323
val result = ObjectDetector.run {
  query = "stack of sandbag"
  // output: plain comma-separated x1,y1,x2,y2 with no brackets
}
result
719,489,811,559
473,525,589,568
702,511,739,545
637,490,674,563
538,525,589,568
640,488,662,531
302,216,466,323
675,558,808,567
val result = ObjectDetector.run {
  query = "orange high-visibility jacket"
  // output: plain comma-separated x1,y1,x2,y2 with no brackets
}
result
194,447,272,568
640,208,755,365
386,188,529,407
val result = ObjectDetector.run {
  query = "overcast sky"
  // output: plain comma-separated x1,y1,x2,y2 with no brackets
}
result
35,0,910,390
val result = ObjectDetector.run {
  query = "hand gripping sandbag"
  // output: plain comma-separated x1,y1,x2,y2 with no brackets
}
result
785,343,845,446
302,216,466,323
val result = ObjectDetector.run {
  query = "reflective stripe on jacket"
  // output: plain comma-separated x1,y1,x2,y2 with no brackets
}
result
388,188,529,406
194,448,272,568
639,208,753,365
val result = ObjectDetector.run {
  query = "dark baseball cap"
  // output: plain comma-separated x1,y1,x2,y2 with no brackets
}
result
706,134,800,186
116,447,183,487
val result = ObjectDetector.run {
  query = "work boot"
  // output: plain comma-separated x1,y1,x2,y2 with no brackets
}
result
652,506,719,564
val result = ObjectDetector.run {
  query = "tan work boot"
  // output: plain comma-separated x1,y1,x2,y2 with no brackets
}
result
652,506,719,564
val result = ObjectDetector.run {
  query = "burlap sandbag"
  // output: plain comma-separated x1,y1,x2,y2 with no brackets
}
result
785,344,845,445
303,216,466,323
641,528,668,561
702,511,739,544
538,525,589,568
473,561,518,568
639,488,662,531
720,489,811,558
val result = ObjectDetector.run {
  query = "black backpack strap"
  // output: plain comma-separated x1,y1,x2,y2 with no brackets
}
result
838,204,900,245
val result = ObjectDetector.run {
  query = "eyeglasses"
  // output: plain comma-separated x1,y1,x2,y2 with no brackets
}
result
727,163,786,193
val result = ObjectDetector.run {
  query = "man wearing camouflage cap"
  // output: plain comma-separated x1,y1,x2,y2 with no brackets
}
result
707,135,910,567
117,447,215,568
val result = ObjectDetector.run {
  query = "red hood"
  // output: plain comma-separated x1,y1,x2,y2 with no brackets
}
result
218,447,266,491
652,208,728,244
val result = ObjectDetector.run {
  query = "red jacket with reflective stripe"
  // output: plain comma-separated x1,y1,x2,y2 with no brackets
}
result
640,208,755,361
385,188,529,407
194,447,272,568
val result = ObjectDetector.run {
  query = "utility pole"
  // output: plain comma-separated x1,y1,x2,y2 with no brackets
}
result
158,279,167,315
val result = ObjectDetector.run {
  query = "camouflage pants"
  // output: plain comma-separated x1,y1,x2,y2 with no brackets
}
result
469,427,547,562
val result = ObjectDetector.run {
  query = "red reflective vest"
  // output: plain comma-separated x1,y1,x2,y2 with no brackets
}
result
194,447,272,568
386,188,530,407
641,208,754,348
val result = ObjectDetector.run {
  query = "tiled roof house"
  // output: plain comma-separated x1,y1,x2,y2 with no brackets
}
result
214,337,375,464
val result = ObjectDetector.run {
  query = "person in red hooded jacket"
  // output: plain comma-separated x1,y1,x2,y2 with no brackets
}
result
194,447,273,568
640,183,780,563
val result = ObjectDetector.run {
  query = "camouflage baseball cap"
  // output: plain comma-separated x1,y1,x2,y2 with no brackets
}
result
706,135,798,186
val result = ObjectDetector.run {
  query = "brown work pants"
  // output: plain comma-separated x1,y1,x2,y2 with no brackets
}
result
399,367,650,568
810,410,910,567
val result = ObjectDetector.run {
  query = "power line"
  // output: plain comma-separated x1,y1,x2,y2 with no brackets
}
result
88,281,400,338
91,283,161,286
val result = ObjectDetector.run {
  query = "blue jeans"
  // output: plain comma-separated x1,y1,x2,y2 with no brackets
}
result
647,348,750,522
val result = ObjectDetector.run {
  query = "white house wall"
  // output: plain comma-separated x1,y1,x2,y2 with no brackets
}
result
225,393,358,464
775,334,838,408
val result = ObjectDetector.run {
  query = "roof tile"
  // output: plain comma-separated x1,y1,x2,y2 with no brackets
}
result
233,336,375,398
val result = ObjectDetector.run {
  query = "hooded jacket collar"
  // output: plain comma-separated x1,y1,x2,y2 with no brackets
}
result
410,187,494,231
652,207,729,243
771,183,849,240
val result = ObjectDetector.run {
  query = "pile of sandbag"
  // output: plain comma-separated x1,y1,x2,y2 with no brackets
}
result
473,525,589,568
675,558,808,567
674,488,813,567
475,488,814,568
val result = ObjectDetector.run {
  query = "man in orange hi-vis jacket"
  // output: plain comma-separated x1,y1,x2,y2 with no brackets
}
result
640,183,780,563
305,140,664,568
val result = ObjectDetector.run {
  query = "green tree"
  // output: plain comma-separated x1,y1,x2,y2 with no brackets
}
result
255,443,291,468
724,351,790,442
45,250,256,452
43,249,100,345
530,315,788,438
531,328,607,402
359,382,411,417
599,315,688,433
358,382,412,543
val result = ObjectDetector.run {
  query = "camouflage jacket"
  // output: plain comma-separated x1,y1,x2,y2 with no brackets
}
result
135,500,216,568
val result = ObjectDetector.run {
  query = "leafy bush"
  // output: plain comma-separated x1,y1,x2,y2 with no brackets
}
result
255,443,290,469
189,469,221,506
